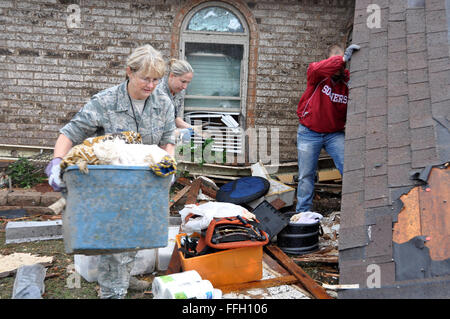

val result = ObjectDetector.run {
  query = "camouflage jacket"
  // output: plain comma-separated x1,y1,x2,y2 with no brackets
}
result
60,81,176,146
155,76,186,119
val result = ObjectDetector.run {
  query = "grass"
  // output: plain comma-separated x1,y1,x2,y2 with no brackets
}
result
0,220,161,299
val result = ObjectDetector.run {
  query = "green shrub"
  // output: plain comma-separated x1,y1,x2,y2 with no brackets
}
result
6,157,46,189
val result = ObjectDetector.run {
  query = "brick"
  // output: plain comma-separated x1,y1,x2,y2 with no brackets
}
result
40,192,62,207
0,190,7,205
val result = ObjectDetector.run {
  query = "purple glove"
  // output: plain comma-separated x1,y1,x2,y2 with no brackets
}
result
45,158,66,192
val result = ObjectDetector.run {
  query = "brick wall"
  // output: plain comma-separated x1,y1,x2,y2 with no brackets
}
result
0,0,354,162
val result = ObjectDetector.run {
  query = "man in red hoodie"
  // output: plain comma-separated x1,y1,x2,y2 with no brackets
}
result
295,44,360,213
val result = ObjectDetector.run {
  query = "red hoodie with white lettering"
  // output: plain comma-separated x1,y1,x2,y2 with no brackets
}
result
296,55,350,133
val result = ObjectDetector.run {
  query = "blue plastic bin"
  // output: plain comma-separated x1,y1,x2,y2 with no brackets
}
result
62,165,170,255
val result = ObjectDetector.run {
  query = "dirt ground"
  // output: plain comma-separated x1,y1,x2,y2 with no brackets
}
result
0,186,341,299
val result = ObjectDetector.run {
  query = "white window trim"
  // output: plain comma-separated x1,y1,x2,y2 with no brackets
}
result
179,1,249,124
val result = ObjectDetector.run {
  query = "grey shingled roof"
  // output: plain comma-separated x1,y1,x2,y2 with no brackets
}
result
338,0,450,298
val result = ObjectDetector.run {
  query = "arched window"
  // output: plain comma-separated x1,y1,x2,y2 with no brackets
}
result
180,2,249,144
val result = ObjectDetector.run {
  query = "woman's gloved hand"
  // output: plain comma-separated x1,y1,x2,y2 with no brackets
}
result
45,158,66,192
176,128,194,144
192,125,211,139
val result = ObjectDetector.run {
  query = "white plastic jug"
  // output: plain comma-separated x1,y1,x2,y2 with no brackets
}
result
163,280,214,299
152,270,202,299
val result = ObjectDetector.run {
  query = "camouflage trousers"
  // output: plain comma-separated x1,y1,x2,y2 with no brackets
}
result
97,251,137,299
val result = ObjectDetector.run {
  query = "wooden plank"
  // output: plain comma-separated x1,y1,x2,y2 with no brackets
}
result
169,185,191,208
264,245,333,299
176,177,192,187
318,168,341,182
166,225,183,275
185,178,201,205
418,166,450,261
199,184,217,199
176,176,217,199
262,254,313,298
393,187,421,244
292,255,338,264
217,275,299,294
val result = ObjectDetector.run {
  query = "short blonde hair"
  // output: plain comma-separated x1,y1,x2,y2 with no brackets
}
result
127,44,166,78
168,58,194,77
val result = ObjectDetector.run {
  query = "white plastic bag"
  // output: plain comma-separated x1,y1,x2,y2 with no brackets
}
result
179,202,255,234
290,212,323,224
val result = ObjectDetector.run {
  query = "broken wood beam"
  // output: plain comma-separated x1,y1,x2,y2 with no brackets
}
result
185,179,201,205
264,245,333,299
177,177,216,199
292,255,338,264
217,275,299,294
169,185,191,208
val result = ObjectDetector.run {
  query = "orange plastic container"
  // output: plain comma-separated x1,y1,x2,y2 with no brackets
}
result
176,233,263,287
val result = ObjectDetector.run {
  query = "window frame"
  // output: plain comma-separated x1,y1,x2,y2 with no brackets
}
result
180,1,250,116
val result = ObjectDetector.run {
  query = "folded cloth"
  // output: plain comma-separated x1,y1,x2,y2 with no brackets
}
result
290,211,323,224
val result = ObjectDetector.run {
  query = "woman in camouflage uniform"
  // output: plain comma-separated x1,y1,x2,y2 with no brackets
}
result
45,44,176,298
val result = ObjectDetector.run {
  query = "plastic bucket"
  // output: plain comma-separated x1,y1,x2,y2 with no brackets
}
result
176,233,263,287
62,165,171,254
277,213,322,255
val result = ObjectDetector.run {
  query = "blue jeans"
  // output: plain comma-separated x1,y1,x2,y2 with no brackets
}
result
296,124,345,213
